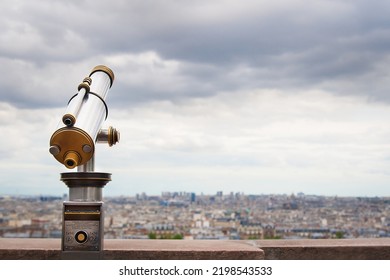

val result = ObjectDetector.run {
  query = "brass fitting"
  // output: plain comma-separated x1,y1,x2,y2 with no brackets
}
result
77,76,92,92
49,127,95,168
90,65,115,87
96,126,120,146
64,151,81,169
108,126,120,147
62,113,76,127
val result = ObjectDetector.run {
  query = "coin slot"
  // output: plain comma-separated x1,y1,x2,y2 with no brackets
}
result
75,231,88,243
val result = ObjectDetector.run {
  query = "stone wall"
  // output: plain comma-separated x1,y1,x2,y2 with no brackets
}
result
1,238,390,260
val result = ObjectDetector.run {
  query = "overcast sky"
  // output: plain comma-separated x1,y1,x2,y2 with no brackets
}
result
1,0,390,197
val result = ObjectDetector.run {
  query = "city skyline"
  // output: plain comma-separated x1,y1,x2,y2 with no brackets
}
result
2,190,389,200
1,186,389,199
2,192,389,240
2,1,390,197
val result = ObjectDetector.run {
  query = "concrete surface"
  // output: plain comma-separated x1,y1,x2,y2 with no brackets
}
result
0,238,264,260
1,238,390,260
257,238,390,260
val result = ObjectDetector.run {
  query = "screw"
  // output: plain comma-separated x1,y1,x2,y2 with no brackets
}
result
49,145,60,156
82,144,92,153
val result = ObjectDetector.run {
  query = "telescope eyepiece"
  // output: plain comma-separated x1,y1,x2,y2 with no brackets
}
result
64,151,81,169
66,159,75,168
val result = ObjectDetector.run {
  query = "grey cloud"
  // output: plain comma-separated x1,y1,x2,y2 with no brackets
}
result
1,0,390,108
101,1,390,104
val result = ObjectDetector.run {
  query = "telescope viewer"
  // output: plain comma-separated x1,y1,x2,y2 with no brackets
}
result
49,65,119,169
48,65,119,258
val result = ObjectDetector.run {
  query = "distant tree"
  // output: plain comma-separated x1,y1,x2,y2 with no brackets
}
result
264,235,282,240
335,231,344,239
172,233,183,239
161,233,183,239
148,232,183,239
248,235,259,240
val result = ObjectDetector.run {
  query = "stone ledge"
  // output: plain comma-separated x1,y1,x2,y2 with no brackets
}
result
1,238,390,260
0,238,264,260
256,238,390,260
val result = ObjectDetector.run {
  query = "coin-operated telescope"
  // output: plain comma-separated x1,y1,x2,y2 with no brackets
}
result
49,65,119,259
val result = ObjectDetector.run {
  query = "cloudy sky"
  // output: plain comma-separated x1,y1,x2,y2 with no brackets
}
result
1,0,390,197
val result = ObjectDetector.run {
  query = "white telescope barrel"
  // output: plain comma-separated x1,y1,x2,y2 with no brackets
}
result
49,65,115,169
75,70,112,141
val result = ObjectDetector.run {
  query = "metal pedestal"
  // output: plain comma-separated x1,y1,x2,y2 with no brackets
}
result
60,172,111,259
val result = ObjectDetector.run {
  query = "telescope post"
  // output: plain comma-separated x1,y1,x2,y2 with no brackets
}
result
60,170,110,260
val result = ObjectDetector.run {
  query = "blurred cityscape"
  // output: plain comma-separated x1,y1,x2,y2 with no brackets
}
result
1,192,390,240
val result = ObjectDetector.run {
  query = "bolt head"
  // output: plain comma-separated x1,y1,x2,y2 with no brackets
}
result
49,145,60,156
82,144,93,153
